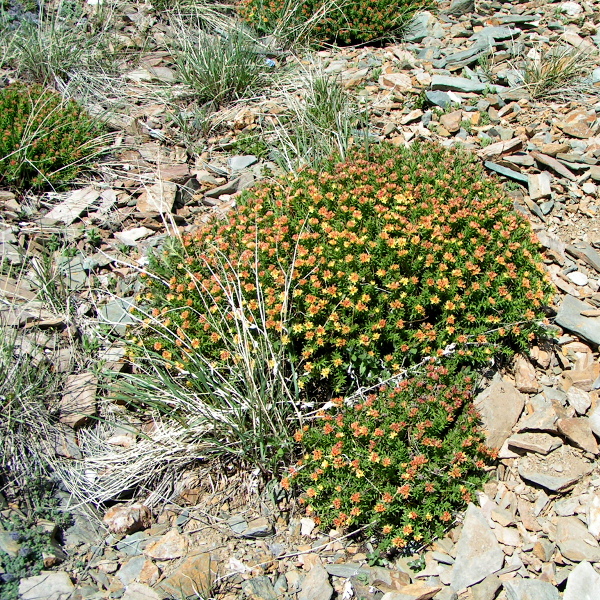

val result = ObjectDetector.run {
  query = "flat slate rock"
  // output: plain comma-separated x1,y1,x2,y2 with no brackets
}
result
555,295,600,346
431,75,487,93
503,578,559,600
555,517,600,563
450,504,504,591
564,561,600,600
484,161,530,183
475,374,525,449
518,445,593,492
44,187,100,225
18,571,75,600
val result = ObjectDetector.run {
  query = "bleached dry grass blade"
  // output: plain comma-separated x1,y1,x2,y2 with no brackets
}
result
47,225,308,506
49,415,212,508
0,326,65,493
516,43,598,99
268,65,368,171
6,0,121,89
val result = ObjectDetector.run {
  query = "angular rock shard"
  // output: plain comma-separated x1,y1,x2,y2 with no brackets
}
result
450,504,504,591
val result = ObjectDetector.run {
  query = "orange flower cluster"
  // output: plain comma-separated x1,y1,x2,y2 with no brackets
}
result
135,142,553,395
286,364,495,551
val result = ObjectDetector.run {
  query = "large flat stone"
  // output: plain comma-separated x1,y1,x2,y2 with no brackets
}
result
503,578,559,600
155,553,215,598
45,187,100,225
555,517,600,562
18,571,75,600
564,561,600,600
475,374,525,449
136,180,177,214
431,75,487,93
298,564,333,600
555,295,600,346
450,504,504,591
518,445,593,492
507,432,562,455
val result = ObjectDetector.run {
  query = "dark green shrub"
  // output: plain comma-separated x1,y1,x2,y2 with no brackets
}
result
238,0,431,45
0,83,105,189
284,364,495,551
0,477,71,600
133,141,553,394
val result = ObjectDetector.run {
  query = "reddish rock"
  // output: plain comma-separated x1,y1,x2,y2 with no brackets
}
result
103,503,152,535
558,418,599,454
514,355,540,393
144,529,188,560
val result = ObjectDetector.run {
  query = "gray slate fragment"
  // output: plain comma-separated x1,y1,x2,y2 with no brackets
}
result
555,295,600,346
507,432,562,455
564,561,600,600
471,26,520,43
425,90,452,108
324,563,371,578
450,504,504,591
475,374,524,449
204,177,241,198
229,155,258,172
18,571,75,600
494,14,541,25
98,297,136,335
44,187,100,225
503,578,559,600
298,564,333,600
443,41,488,67
566,243,600,273
518,446,592,491
444,0,474,16
116,532,150,556
121,582,161,600
484,161,530,183
555,516,600,562
431,75,487,93
117,556,146,586
435,588,458,600
472,574,501,600
404,11,443,42
241,576,278,600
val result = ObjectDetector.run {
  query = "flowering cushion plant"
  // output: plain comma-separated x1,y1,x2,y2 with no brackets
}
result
238,0,431,45
134,141,553,394
284,364,496,550
0,83,105,190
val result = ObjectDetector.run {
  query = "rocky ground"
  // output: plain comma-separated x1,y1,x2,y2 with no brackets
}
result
5,0,600,598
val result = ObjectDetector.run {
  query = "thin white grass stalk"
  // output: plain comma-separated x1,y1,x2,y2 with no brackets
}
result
8,0,120,87
49,416,210,508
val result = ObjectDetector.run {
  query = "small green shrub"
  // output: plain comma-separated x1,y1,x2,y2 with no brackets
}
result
284,364,495,551
0,82,105,189
238,0,431,45
134,141,553,394
0,478,71,600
